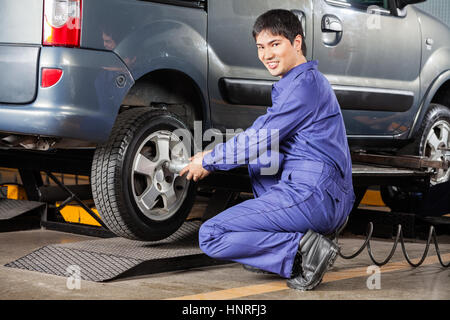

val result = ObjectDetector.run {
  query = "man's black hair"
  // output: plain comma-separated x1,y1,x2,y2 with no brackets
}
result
252,9,307,57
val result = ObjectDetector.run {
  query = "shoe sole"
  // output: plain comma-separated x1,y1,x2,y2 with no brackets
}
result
287,245,339,291
244,269,273,275
242,265,274,275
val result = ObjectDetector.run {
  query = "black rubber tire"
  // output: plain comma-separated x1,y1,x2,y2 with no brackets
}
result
415,104,450,170
91,108,196,241
381,103,450,212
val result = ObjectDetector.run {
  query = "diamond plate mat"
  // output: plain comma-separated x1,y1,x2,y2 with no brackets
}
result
4,220,228,282
0,199,45,220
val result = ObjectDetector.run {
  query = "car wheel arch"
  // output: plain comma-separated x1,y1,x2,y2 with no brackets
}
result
409,71,450,139
119,68,209,129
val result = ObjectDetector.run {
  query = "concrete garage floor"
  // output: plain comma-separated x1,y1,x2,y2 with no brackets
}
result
0,226,449,300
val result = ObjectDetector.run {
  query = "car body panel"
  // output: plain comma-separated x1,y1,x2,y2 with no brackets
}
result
80,0,209,122
409,8,450,138
0,0,447,152
0,47,134,143
0,0,43,105
0,46,40,104
314,1,421,137
0,0,43,45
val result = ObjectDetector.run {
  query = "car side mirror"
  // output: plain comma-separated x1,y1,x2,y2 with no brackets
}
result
396,0,426,10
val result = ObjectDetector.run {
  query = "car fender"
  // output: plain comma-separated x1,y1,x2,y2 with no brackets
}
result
409,68,450,139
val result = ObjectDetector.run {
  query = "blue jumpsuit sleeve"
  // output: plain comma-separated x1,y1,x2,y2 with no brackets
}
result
202,74,320,172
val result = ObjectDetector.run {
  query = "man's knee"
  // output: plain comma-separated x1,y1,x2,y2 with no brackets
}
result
198,220,224,258
198,221,213,248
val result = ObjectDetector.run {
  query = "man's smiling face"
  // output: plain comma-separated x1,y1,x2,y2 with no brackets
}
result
255,30,305,78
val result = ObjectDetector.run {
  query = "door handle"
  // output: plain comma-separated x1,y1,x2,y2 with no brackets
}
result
322,15,342,33
321,14,343,46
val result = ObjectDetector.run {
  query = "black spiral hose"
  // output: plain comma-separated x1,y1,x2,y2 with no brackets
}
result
337,222,450,268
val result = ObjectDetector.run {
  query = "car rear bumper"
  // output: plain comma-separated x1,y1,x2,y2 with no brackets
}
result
0,47,134,143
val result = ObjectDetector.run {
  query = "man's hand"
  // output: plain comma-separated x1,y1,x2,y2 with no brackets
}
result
179,150,212,182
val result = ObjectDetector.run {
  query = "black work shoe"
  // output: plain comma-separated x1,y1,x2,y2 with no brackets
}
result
290,252,303,279
242,264,274,275
243,254,303,277
287,229,339,291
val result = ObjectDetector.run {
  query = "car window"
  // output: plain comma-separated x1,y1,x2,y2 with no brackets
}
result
328,0,390,11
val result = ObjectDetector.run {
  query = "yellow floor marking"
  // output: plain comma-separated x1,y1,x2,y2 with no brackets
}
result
167,253,450,300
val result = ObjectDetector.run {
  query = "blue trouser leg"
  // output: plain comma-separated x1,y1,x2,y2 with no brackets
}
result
198,192,308,278
199,166,354,279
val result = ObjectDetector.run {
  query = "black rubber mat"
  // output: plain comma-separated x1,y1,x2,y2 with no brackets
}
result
5,220,230,282
0,199,45,220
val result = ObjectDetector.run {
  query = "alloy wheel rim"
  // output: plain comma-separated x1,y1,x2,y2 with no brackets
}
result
422,120,450,184
131,130,190,221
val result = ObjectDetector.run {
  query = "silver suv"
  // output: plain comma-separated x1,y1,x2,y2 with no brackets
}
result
0,0,449,240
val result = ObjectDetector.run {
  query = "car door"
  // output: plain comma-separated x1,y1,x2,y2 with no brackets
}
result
313,0,421,138
206,0,313,135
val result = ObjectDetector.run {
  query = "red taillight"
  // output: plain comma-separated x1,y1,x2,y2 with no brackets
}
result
43,0,82,47
41,68,63,88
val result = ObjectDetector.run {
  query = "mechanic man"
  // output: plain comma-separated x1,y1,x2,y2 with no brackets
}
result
180,9,355,291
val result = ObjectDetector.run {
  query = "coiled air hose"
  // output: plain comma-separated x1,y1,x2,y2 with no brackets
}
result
337,222,449,268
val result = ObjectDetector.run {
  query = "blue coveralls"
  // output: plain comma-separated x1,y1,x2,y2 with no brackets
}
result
200,60,355,278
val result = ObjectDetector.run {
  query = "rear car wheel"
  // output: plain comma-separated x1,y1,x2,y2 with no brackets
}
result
381,104,450,212
91,108,196,241
417,104,450,184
